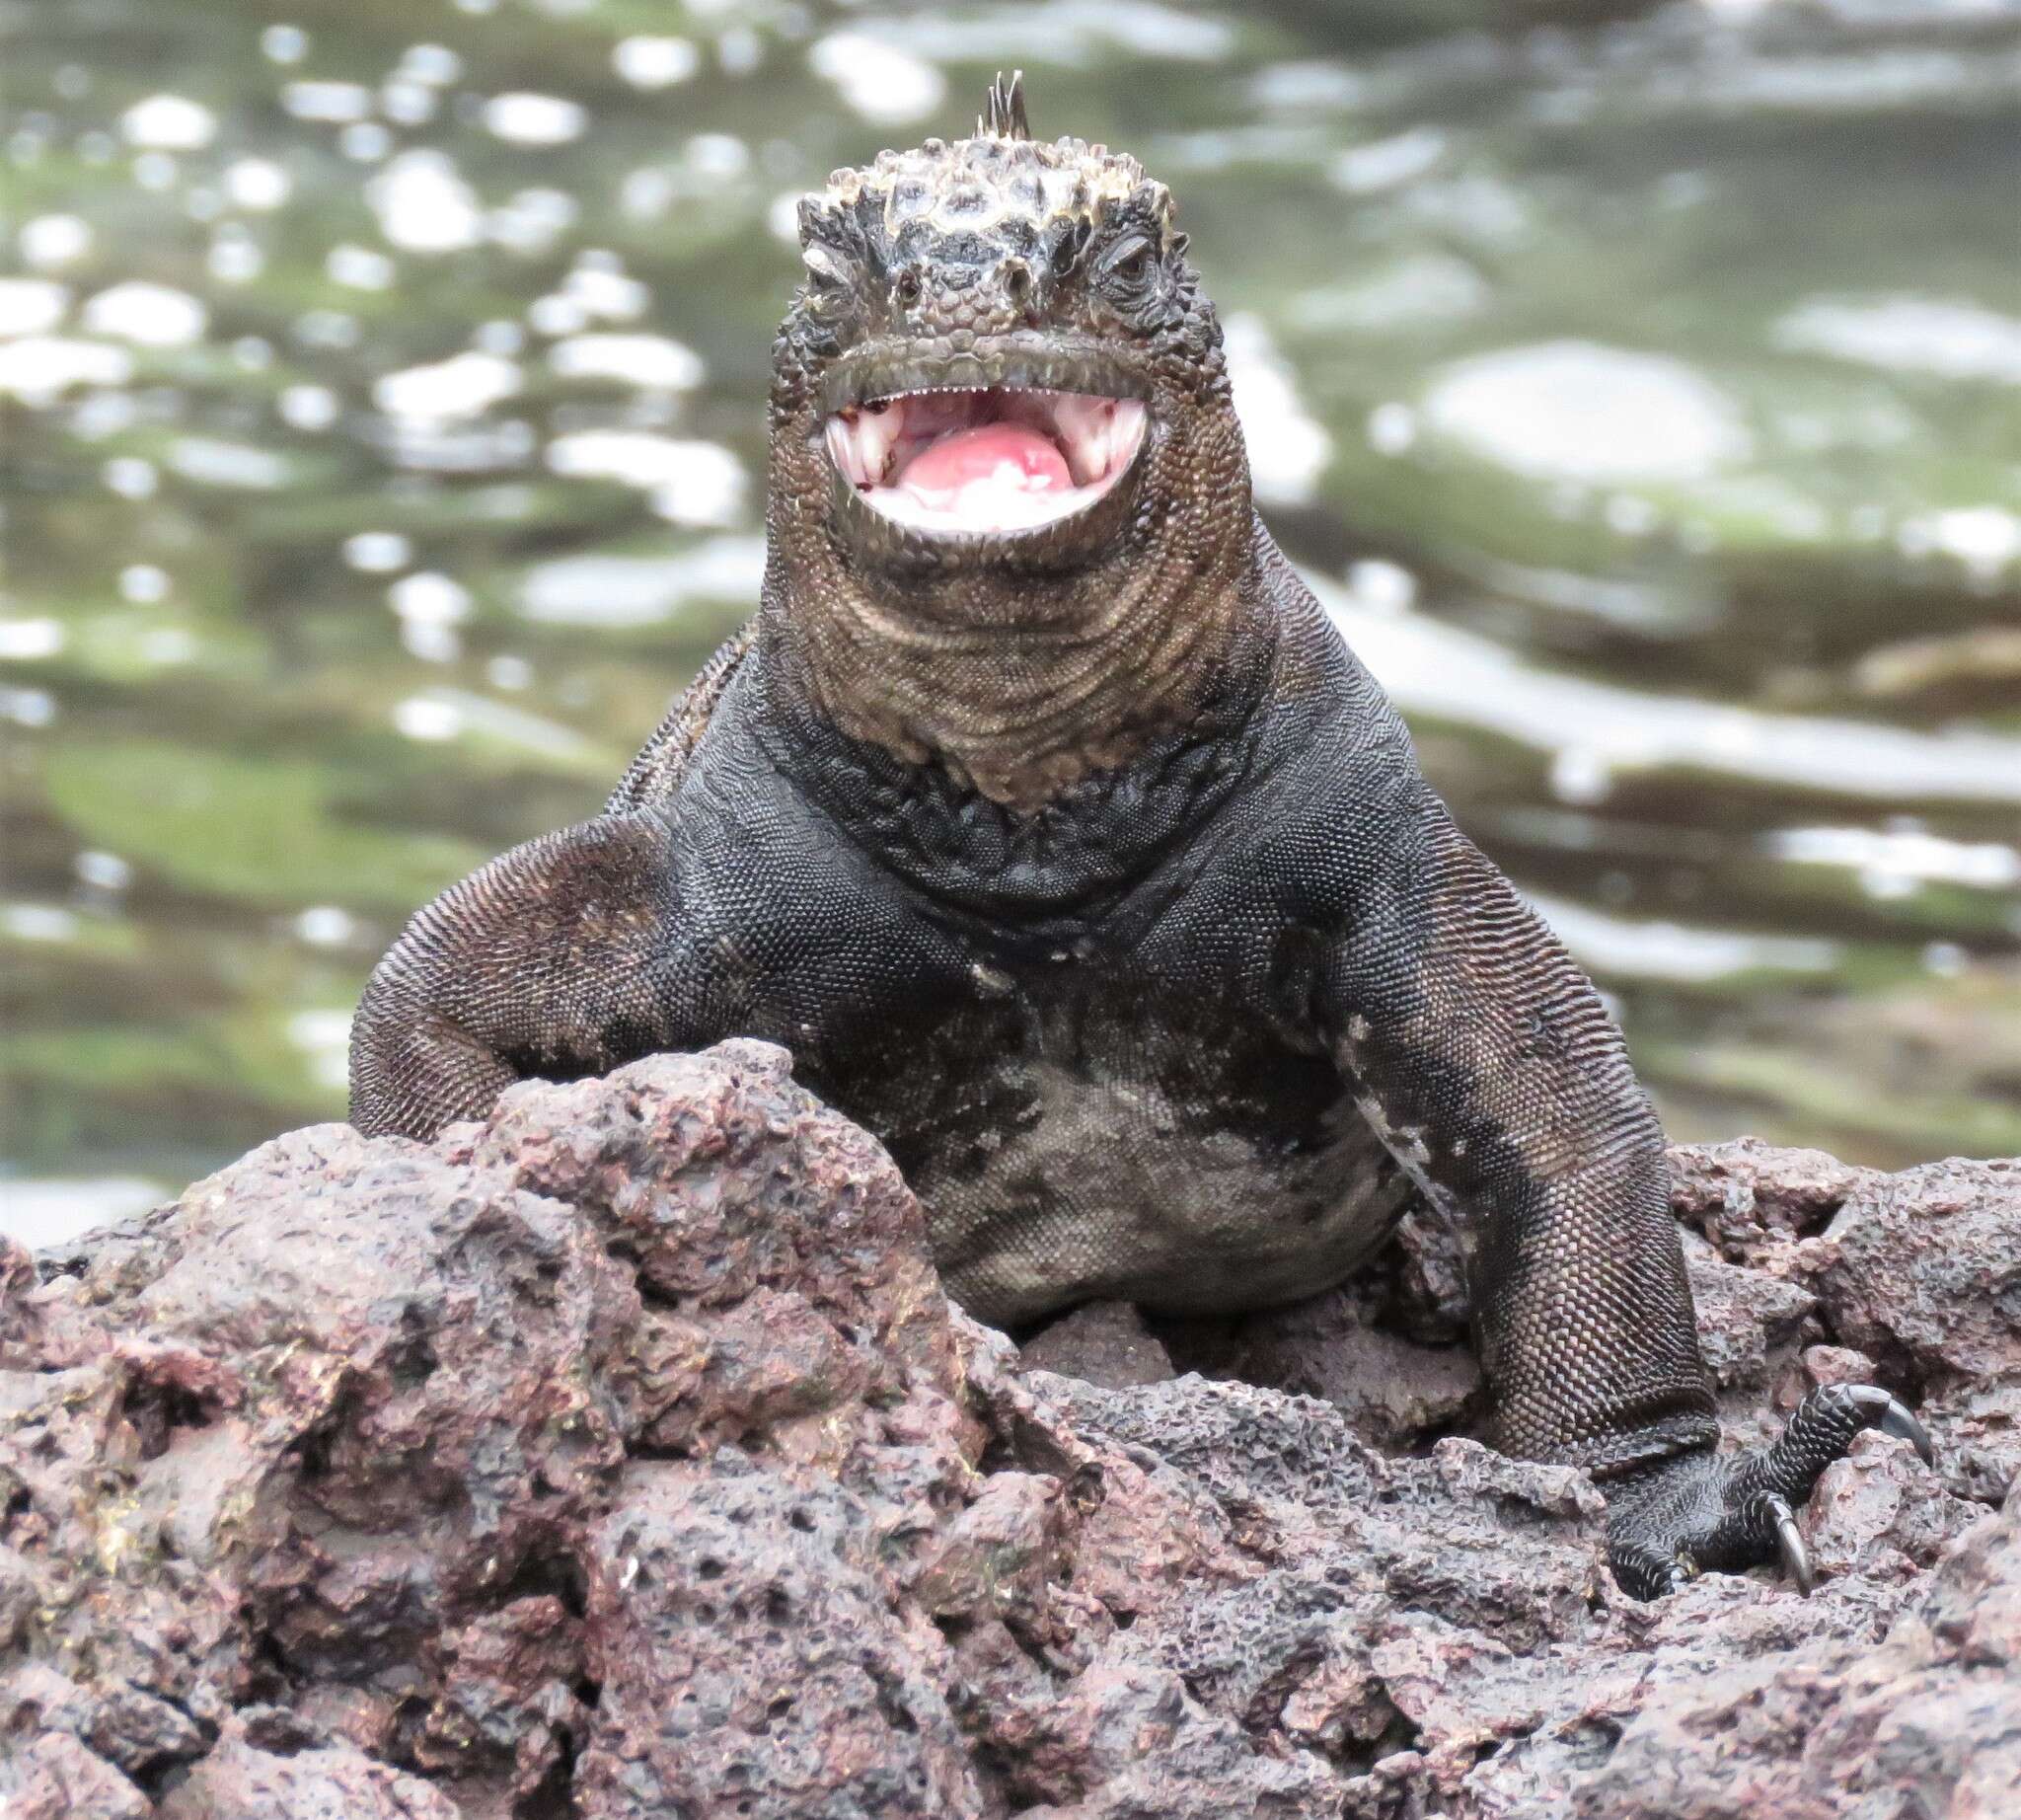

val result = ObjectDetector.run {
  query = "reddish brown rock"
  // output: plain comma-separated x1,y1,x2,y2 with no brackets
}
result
1019,1300,1174,1389
1801,1430,1983,1585
157,1727,466,1819
575,1459,983,1819
1157,1274,1482,1453
1561,1484,2021,1820
1810,1157,2021,1385
4,1732,152,1820
1674,1145,2021,1506
1669,1136,1871,1250
2,1066,2015,1819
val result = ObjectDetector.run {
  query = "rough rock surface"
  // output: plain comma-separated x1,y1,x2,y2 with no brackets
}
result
3,1046,2016,1817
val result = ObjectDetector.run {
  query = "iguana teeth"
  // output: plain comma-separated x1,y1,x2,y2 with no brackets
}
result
823,386,1146,534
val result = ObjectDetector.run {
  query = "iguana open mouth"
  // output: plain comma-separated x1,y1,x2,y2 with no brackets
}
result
824,385,1149,538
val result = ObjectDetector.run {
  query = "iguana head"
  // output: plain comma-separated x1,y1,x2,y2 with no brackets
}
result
763,74,1259,810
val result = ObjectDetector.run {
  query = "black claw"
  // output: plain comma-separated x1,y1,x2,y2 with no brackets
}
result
1858,1390,1935,1467
1765,1493,1812,1594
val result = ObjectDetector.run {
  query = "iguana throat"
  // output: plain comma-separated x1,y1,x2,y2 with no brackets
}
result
760,73,1259,813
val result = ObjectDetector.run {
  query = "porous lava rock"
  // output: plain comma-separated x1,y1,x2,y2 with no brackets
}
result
2,1045,2016,1817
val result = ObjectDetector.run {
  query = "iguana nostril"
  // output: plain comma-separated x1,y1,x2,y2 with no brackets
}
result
1004,263,1032,304
894,270,923,307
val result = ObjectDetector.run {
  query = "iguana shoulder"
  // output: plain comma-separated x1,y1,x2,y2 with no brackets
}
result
605,621,756,814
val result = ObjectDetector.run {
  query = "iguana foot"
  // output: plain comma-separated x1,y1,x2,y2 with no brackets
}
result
1605,1383,1933,1599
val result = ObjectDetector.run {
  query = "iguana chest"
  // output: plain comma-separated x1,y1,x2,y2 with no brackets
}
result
793,957,1409,1328
664,659,1409,1329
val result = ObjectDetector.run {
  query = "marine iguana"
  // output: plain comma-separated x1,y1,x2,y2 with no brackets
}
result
351,74,1930,1599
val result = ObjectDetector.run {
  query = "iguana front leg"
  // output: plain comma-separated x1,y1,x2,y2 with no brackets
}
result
1318,783,1928,1597
350,813,684,1141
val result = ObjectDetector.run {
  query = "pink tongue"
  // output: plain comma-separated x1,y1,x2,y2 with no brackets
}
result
897,422,1072,494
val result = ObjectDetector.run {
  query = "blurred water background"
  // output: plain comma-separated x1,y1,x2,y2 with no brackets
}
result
4,0,2020,1245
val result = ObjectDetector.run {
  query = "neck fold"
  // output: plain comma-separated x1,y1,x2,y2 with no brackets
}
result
759,523,1264,814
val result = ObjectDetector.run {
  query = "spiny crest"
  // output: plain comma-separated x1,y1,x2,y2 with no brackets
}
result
980,68,1029,140
799,71,1174,261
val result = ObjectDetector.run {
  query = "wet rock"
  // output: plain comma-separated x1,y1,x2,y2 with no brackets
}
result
4,1078,2016,1817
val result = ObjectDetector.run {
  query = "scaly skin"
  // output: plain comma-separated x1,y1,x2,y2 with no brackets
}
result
351,75,1929,1599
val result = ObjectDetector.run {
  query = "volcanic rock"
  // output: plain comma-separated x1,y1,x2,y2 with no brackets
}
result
2,1045,2015,1817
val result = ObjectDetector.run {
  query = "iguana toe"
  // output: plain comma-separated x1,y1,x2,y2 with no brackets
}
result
1606,1381,1935,1600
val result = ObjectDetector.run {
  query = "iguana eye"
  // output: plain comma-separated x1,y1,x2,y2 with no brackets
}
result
801,242,853,301
1097,235,1155,290
1092,233,1167,319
